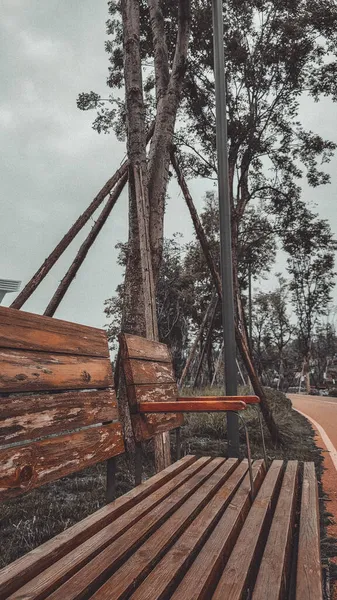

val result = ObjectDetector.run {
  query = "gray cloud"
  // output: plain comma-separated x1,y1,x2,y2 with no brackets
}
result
1,1,337,330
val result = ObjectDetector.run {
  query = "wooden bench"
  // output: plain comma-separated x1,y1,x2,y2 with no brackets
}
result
0,308,323,599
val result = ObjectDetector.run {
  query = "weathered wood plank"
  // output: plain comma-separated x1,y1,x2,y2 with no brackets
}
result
123,358,175,389
139,400,247,412
0,349,113,393
130,460,248,600
296,462,323,600
0,389,117,445
131,413,184,442
0,456,197,599
119,333,171,363
0,306,109,357
180,395,260,404
0,423,124,500
212,460,284,600
92,459,240,600
11,457,216,600
132,383,178,404
252,461,298,600
171,460,266,600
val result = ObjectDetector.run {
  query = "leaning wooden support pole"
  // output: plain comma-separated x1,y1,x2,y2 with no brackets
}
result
192,296,219,388
178,288,217,389
171,150,281,445
44,171,128,317
11,162,128,310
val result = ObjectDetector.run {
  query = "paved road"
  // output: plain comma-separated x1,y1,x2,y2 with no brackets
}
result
288,393,337,464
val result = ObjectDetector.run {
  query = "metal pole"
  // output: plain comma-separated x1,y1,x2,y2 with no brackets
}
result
212,0,239,456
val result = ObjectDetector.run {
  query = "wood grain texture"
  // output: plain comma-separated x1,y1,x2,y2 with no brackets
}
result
252,461,298,600
0,306,109,357
296,462,323,600
0,349,113,393
19,458,217,600
8,458,208,600
131,383,178,404
171,460,266,600
119,333,171,363
131,413,184,442
131,459,247,600
212,460,284,600
123,358,175,389
0,389,117,445
139,400,247,412
94,460,240,600
0,456,197,598
0,423,124,500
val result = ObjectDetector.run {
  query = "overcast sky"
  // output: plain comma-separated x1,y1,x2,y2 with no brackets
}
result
1,1,337,330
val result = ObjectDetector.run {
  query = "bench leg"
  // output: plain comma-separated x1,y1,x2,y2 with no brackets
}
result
256,406,268,468
135,442,142,486
176,428,181,461
106,456,117,503
238,413,254,501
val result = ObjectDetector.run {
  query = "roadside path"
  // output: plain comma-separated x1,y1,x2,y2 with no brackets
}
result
289,394,337,597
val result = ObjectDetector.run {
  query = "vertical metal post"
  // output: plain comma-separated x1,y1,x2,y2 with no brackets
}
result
212,0,239,456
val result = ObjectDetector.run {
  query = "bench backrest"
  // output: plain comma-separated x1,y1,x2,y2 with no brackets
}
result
119,333,183,441
0,306,125,501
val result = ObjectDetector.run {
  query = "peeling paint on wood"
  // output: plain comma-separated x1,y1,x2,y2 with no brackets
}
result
0,389,117,445
0,423,125,500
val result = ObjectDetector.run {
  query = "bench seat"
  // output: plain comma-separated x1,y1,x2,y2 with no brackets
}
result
0,456,322,600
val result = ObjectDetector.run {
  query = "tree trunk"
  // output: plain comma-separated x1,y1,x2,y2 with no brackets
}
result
192,298,218,388
121,0,170,472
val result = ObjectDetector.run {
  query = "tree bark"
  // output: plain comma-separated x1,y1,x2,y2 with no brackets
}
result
122,0,170,471
44,172,128,317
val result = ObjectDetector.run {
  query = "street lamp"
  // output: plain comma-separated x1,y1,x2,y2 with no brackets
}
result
0,279,21,304
212,0,239,455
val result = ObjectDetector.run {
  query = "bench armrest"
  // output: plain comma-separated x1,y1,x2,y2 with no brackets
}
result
138,400,247,413
179,395,260,404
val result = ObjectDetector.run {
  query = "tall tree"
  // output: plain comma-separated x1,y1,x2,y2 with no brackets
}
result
285,214,336,392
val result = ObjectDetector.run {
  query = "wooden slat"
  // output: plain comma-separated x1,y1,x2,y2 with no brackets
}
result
8,459,209,600
139,400,247,412
91,459,241,600
252,461,298,600
296,462,323,600
0,306,109,357
119,333,171,363
0,423,124,500
212,460,284,600
123,358,175,389
180,395,259,404
132,413,184,442
171,460,266,600
132,383,178,403
39,458,224,600
130,460,249,600
0,349,113,393
0,389,117,445
0,456,197,599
